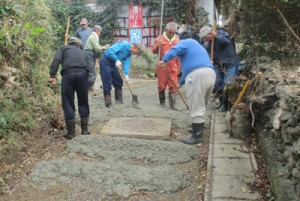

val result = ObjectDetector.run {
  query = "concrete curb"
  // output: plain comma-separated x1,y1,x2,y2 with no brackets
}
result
204,110,215,201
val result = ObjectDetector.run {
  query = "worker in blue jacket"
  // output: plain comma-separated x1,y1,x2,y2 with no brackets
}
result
159,30,216,145
99,40,145,108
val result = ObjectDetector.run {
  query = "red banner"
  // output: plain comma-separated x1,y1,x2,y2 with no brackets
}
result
128,4,143,28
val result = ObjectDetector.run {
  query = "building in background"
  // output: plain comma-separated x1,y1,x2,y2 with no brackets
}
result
63,0,218,46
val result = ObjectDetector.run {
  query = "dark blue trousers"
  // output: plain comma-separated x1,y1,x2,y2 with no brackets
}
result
99,55,123,96
213,63,239,94
61,71,89,120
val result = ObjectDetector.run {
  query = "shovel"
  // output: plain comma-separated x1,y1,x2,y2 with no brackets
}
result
119,69,139,105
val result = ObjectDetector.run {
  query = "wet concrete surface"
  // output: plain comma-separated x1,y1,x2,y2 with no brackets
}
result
2,77,213,200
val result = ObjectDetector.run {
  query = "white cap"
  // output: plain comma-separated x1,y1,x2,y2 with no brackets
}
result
135,41,145,52
199,26,212,39
94,25,102,31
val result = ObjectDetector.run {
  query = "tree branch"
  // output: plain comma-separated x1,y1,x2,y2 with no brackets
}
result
275,6,300,44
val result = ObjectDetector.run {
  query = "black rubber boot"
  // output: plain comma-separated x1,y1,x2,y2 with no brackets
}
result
64,119,75,140
104,94,112,108
115,89,124,104
219,93,228,112
169,92,176,110
159,91,165,106
81,117,90,135
182,123,204,144
217,96,223,109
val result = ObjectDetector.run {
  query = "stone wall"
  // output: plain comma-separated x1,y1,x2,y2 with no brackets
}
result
246,57,300,200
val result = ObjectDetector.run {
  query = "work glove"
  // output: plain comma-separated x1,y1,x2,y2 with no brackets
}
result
124,75,129,82
115,60,122,70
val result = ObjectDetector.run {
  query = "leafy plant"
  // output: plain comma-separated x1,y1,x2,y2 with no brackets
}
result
0,0,59,150
143,71,156,79
0,1,22,19
234,0,300,61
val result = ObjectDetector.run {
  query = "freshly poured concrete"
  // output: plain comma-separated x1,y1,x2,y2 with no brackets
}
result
100,117,172,140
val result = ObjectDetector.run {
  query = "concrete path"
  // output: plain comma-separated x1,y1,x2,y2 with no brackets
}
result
204,111,261,200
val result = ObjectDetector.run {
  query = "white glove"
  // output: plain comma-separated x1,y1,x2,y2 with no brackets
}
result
115,60,122,70
124,75,129,82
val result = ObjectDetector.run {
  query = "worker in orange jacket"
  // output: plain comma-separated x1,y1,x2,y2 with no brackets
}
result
152,22,181,110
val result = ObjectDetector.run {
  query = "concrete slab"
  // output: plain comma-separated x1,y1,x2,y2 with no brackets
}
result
212,175,259,200
215,111,226,117
214,144,249,158
213,158,254,177
100,117,171,140
215,115,227,124
214,133,243,144
214,124,228,133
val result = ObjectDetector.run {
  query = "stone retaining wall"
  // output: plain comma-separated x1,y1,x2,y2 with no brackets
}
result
246,57,300,200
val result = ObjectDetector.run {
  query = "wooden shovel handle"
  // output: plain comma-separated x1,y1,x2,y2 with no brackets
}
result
64,16,70,45
210,20,216,63
119,69,135,95
233,79,251,107
162,67,189,110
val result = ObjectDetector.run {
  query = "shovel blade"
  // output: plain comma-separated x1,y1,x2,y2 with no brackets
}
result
132,94,138,104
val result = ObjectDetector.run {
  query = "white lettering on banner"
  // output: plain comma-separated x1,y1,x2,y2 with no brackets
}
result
130,29,141,43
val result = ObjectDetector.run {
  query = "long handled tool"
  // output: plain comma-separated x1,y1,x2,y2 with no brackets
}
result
51,16,70,86
161,66,189,110
210,20,216,63
233,75,252,107
119,69,138,105
158,0,164,57
64,16,70,45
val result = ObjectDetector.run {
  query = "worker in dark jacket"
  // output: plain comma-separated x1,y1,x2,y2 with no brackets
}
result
199,26,239,112
48,37,90,139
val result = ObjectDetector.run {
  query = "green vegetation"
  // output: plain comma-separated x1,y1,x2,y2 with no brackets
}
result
220,0,300,62
46,0,106,46
0,0,59,155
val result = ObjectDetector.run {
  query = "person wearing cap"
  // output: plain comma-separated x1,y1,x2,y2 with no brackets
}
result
48,37,90,140
84,25,110,90
74,18,93,48
152,22,180,110
199,26,239,112
159,30,216,145
99,40,145,108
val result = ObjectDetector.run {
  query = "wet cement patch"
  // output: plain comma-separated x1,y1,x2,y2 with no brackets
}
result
31,158,190,198
29,135,200,198
67,135,199,164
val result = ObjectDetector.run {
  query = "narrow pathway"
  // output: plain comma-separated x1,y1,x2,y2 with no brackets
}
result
205,111,261,200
